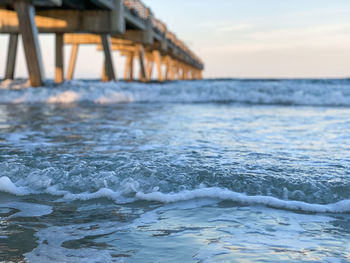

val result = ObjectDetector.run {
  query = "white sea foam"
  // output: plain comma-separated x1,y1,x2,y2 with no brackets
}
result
1,176,350,214
47,90,80,104
0,176,31,196
25,222,119,263
136,188,350,213
61,188,135,204
0,79,350,106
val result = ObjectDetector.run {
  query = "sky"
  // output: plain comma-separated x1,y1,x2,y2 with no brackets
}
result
1,0,350,79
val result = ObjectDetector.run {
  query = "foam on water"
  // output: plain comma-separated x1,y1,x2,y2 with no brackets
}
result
20,200,347,263
136,188,350,213
1,176,350,214
0,176,31,196
24,222,120,263
1,79,350,106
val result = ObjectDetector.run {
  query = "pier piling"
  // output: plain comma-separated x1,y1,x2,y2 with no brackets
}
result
67,44,79,81
55,33,64,84
14,0,45,87
138,45,147,82
5,33,18,80
101,34,116,82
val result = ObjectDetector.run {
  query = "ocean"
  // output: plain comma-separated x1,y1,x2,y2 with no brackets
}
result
0,79,350,262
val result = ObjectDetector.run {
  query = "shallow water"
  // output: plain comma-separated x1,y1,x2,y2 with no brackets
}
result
0,79,350,262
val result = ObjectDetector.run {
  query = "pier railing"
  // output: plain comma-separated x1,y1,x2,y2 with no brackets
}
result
123,0,149,21
152,17,166,36
166,31,176,44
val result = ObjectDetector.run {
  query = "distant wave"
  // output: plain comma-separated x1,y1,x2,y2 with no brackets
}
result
1,79,350,106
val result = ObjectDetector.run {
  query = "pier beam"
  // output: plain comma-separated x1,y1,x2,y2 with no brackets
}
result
67,44,79,81
14,0,45,87
111,0,126,34
144,8,154,45
5,33,19,80
101,34,116,82
55,33,64,84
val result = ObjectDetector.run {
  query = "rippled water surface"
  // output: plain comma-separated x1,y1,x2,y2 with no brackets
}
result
1,79,350,262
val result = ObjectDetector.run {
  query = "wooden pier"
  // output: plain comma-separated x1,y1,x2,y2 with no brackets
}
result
0,0,204,86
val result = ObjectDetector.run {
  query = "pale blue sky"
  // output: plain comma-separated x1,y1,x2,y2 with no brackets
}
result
1,0,350,79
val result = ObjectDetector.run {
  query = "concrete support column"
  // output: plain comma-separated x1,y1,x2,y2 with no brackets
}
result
124,52,134,82
137,45,147,82
67,44,79,81
101,34,116,82
169,59,176,81
189,69,194,80
174,62,179,80
187,68,191,80
193,69,199,80
179,64,185,80
14,0,45,87
198,70,202,80
55,33,64,84
173,62,180,80
5,33,18,80
199,70,203,79
164,56,171,81
153,50,163,82
182,65,189,80
145,53,154,81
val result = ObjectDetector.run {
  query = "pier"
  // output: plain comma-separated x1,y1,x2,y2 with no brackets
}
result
0,0,204,86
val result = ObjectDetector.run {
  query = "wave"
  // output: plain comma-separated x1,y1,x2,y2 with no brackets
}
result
1,79,350,106
136,188,350,214
1,176,349,214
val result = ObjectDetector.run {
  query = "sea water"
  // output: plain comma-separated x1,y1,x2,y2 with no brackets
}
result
0,79,350,262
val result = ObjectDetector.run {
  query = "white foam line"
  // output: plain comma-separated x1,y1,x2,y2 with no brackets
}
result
136,187,350,213
2,176,350,214
60,188,135,203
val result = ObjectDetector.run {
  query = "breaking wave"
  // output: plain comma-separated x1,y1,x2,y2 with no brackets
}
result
1,176,350,214
1,79,350,106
